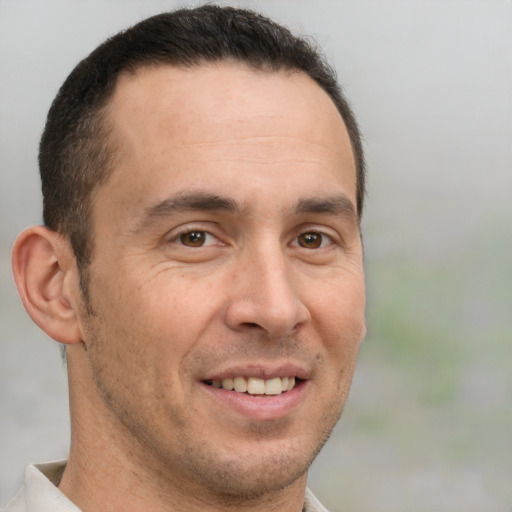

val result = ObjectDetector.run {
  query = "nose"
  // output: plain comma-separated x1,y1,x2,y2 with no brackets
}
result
224,244,311,338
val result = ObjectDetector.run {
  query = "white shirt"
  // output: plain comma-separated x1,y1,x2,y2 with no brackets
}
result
2,461,329,512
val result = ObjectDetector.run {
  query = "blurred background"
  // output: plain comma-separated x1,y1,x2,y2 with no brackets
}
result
1,1,511,511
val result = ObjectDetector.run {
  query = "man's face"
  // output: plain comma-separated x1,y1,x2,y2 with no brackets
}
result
78,62,366,499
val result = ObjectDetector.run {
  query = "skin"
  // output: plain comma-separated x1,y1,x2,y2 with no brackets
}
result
12,62,366,512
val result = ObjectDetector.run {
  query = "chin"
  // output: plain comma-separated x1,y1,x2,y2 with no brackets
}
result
199,453,310,501
175,429,330,502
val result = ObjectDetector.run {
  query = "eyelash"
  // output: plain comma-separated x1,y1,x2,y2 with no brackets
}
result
293,231,334,250
169,229,222,248
169,228,336,250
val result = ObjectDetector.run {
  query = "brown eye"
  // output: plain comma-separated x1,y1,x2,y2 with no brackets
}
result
297,232,323,249
180,231,206,247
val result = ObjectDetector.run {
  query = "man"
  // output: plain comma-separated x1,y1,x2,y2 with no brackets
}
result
6,5,366,512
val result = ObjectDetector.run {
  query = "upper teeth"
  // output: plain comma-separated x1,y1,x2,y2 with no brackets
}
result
211,376,296,395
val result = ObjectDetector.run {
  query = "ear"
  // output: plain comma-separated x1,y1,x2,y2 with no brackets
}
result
11,226,83,345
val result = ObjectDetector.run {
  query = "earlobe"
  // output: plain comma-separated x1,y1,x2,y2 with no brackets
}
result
11,226,83,345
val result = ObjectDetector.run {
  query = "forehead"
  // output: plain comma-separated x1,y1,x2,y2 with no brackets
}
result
98,62,356,218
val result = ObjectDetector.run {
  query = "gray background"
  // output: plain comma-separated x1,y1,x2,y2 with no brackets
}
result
1,1,511,511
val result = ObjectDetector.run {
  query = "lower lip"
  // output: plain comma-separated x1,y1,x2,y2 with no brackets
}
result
201,380,307,421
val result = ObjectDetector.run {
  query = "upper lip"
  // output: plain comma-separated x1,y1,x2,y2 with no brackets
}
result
202,362,310,381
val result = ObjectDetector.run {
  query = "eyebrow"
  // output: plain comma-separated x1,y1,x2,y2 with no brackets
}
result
144,193,240,217
134,192,242,233
296,195,358,221
136,191,358,232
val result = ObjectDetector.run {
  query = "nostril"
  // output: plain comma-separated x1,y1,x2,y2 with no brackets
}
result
242,322,261,329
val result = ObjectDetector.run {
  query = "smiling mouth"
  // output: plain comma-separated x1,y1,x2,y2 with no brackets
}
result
204,376,297,396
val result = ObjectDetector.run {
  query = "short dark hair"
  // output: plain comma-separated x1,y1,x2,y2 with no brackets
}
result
39,5,365,285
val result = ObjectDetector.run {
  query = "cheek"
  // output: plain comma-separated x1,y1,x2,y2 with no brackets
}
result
306,274,365,380
118,272,227,375
83,270,164,381
308,272,366,331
